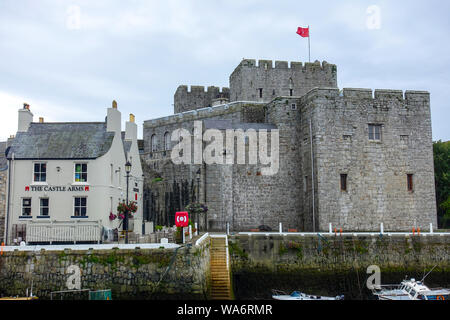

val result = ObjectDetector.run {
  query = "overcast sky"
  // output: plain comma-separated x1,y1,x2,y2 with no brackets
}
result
0,0,449,141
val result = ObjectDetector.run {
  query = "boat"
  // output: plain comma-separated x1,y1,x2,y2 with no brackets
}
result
372,278,450,300
272,290,344,301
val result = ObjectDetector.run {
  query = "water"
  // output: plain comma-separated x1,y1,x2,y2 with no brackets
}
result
232,268,450,300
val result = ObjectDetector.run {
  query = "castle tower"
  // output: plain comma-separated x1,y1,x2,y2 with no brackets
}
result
229,59,338,102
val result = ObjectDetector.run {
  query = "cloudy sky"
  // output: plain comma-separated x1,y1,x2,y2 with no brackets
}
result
0,0,449,141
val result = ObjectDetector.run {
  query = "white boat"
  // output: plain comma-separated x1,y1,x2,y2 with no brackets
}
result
372,278,450,300
272,290,344,301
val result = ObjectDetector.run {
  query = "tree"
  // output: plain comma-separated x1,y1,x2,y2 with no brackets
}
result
433,140,450,228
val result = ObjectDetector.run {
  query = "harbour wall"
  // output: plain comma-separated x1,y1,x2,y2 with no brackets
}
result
1,233,449,300
228,233,450,300
0,239,211,300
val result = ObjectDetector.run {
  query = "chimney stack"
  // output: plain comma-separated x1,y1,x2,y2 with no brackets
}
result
125,113,137,142
107,100,121,134
18,103,33,132
39,117,44,123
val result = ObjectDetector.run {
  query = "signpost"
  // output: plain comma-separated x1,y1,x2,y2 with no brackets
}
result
175,212,189,244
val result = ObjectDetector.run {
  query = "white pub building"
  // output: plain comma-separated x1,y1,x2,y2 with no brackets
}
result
4,102,143,245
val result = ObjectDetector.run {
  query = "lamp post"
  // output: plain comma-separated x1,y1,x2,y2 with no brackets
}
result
125,161,132,244
196,168,201,203
196,168,201,230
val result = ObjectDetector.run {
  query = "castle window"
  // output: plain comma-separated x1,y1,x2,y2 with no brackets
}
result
368,124,382,141
272,89,276,96
340,174,348,192
291,103,297,110
164,132,171,150
290,89,293,96
407,174,414,192
258,88,263,98
33,162,47,182
151,134,158,152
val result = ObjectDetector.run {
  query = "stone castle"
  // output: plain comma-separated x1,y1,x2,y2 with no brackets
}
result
141,59,437,232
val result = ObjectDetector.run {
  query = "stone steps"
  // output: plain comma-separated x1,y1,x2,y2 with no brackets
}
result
209,237,232,300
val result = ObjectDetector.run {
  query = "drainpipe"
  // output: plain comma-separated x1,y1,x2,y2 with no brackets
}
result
309,119,316,232
5,153,13,245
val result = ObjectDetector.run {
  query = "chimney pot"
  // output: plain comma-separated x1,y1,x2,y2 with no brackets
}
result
23,103,30,110
39,117,44,123
129,114,135,123
112,100,117,109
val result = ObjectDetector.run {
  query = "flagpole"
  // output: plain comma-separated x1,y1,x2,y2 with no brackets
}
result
308,25,311,62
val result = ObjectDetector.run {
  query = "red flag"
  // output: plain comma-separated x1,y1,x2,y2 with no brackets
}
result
296,27,309,38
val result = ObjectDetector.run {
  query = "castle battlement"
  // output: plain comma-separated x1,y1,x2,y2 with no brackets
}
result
301,88,430,107
176,85,230,95
174,85,230,114
235,59,333,70
144,101,265,128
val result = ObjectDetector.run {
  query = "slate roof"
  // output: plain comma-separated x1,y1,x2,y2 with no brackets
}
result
0,141,7,171
6,122,115,160
121,131,132,155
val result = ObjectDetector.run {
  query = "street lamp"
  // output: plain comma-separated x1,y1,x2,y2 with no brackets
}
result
125,161,132,244
196,168,201,203
196,168,201,230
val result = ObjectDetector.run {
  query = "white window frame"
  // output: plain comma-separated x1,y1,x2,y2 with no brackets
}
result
21,197,32,216
74,162,88,183
39,198,49,216
33,162,47,183
73,196,88,217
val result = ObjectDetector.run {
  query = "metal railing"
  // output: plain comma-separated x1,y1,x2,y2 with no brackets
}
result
26,220,102,244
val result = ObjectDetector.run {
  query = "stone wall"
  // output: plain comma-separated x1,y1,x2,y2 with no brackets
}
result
141,58,437,233
0,140,7,243
0,239,211,300
300,88,437,231
0,170,6,244
174,86,230,114
229,233,450,299
229,60,337,102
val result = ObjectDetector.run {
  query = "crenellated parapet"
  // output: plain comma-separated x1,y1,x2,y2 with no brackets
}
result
230,59,337,102
174,85,230,114
301,87,430,110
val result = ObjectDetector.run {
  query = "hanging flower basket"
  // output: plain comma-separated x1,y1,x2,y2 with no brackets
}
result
109,212,117,221
185,203,208,216
117,201,138,219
